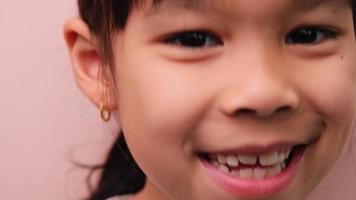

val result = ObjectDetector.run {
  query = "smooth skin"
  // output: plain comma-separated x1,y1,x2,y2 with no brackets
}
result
64,0,356,199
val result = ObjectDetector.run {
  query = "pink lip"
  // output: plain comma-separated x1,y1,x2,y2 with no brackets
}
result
201,147,306,198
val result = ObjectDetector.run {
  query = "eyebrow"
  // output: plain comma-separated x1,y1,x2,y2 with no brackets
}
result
289,0,350,10
150,0,350,13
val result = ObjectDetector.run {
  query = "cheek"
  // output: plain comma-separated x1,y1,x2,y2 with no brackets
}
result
307,60,356,150
297,55,356,186
115,44,219,140
114,54,214,165
114,58,213,197
296,54,356,122
119,66,203,135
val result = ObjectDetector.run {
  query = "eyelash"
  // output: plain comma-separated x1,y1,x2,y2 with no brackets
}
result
163,30,223,49
163,26,339,49
285,26,339,45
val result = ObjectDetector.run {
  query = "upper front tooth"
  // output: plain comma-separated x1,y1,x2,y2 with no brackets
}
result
226,155,239,167
259,151,279,166
238,154,257,165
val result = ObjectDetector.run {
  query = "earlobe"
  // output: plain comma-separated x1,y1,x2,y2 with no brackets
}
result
63,17,118,111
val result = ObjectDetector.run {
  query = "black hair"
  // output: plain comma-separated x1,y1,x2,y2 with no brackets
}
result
88,133,145,200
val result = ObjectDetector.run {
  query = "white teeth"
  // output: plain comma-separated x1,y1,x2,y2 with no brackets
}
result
217,154,227,165
231,169,239,177
238,154,258,165
239,168,253,179
285,149,292,158
215,163,284,180
281,162,286,170
277,152,286,163
265,164,282,177
212,147,293,179
259,151,279,166
214,148,293,166
253,168,266,180
219,165,229,173
226,155,239,167
212,160,220,168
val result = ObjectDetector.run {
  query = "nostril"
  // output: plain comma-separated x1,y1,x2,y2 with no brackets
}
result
235,108,257,116
234,106,291,118
218,88,300,118
276,106,291,113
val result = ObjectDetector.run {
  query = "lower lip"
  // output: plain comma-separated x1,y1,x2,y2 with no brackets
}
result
201,149,305,198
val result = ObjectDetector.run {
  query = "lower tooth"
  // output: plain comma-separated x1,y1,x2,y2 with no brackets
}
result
266,164,282,177
231,170,239,177
253,168,266,180
214,162,285,179
212,161,220,168
239,168,253,179
219,165,229,173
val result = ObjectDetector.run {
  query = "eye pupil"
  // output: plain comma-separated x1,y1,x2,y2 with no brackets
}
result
286,28,318,44
178,32,207,47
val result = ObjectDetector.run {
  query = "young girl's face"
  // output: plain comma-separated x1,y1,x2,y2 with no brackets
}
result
112,0,356,199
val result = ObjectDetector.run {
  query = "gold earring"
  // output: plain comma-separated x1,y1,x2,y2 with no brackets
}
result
100,102,111,122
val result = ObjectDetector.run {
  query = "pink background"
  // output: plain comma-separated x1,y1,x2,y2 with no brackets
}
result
1,0,355,199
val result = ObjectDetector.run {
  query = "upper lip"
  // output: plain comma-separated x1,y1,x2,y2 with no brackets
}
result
196,118,324,156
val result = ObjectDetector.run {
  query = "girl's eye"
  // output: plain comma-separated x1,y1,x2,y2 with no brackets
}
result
285,27,338,45
164,31,223,49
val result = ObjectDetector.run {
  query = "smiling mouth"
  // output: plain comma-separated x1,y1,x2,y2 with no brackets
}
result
199,144,308,180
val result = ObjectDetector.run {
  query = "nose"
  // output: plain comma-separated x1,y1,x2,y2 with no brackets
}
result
217,70,300,118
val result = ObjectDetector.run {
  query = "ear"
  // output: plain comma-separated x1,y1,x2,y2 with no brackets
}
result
63,17,117,111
